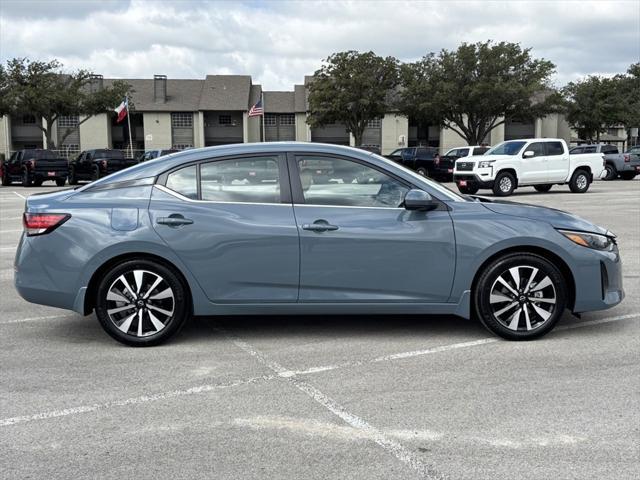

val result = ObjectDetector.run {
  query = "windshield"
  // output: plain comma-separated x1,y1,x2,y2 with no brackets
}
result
486,141,527,156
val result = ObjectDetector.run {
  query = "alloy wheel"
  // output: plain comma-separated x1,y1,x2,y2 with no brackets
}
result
576,174,588,190
499,176,512,193
489,265,556,331
105,269,175,337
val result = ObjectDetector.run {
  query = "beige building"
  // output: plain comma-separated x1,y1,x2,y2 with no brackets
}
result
0,74,632,159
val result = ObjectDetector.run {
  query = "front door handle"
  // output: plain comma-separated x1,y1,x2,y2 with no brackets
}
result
302,220,339,232
157,214,194,227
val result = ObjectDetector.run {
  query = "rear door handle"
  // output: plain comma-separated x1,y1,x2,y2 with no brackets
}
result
157,215,194,227
302,220,339,232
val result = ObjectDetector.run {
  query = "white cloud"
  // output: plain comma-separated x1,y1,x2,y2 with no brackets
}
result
0,0,638,90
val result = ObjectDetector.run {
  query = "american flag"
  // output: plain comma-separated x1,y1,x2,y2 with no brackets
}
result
248,97,264,117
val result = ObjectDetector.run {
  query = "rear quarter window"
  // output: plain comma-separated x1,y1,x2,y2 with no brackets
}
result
165,165,198,199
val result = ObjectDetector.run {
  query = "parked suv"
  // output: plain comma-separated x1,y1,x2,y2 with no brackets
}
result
69,149,137,184
0,149,68,187
453,139,604,196
138,149,178,162
569,144,640,181
443,146,491,158
399,146,452,181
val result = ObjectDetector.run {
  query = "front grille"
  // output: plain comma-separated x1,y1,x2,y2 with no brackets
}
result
457,162,474,171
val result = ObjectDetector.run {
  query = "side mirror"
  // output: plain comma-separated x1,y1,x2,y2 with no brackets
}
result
523,150,535,158
404,189,438,211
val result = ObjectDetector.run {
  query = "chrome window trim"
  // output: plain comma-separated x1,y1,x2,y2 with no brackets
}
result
293,203,404,211
154,184,290,207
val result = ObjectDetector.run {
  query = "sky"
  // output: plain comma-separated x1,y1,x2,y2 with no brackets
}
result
0,0,638,90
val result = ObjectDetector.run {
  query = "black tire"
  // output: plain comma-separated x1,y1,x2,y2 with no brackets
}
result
492,171,516,196
474,253,567,340
0,173,10,186
620,172,637,181
569,169,590,193
416,167,428,177
21,170,32,187
91,166,101,182
534,184,552,193
56,178,66,187
457,183,479,195
68,167,78,185
603,163,617,181
95,259,190,347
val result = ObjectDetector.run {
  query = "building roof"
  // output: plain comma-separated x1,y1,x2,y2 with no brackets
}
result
199,75,252,111
105,78,204,112
264,91,295,113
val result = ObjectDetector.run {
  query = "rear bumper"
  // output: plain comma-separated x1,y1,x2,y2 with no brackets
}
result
32,167,68,180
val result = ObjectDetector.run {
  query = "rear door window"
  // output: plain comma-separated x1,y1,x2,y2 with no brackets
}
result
545,142,565,156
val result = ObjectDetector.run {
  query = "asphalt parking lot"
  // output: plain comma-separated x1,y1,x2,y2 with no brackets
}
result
1,179,638,480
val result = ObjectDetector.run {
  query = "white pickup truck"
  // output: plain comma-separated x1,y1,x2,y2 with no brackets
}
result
453,138,605,196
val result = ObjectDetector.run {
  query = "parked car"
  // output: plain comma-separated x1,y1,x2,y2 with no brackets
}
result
398,146,452,181
626,146,640,156
0,149,68,187
138,149,179,162
443,146,491,158
68,149,138,184
453,138,604,196
15,143,623,346
355,145,382,155
569,144,640,181
385,147,408,162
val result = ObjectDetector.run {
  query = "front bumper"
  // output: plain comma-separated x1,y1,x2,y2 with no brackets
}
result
453,172,495,188
572,244,624,313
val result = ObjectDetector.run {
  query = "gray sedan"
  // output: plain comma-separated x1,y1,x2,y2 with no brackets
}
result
14,143,624,346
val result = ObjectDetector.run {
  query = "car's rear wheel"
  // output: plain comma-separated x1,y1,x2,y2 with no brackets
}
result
56,178,66,187
0,171,10,186
569,169,590,193
91,166,101,182
68,167,78,185
534,184,552,192
457,183,479,195
620,172,637,180
95,259,189,347
603,163,617,180
33,179,43,187
492,171,516,196
22,170,32,187
474,253,567,340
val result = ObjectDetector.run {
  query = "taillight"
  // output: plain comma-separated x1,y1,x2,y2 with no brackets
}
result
624,154,630,163
27,160,36,169
101,160,108,169
434,155,440,166
23,213,71,236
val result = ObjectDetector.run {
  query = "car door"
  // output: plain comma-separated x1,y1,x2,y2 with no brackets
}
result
545,141,569,182
148,153,300,303
290,153,456,302
519,142,547,183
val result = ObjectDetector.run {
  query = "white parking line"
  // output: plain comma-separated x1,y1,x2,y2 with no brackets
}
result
12,192,26,199
280,313,640,377
0,312,637,434
0,375,275,427
219,327,445,480
0,314,72,325
0,229,23,233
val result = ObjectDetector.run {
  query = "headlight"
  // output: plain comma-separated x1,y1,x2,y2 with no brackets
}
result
558,229,616,251
478,160,495,168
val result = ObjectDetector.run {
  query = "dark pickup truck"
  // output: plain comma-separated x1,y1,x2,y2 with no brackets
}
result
69,149,137,184
397,147,453,181
1,149,68,187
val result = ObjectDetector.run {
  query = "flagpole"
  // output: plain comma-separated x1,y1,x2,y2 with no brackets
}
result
261,92,266,142
126,96,133,158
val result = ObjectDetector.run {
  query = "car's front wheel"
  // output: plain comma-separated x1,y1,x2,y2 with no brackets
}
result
416,167,429,177
95,259,189,346
474,253,567,340
492,171,516,196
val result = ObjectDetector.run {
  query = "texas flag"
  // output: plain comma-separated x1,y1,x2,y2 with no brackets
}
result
114,97,129,123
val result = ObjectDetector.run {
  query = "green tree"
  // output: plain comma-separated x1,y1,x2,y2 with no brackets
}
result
398,41,559,145
615,63,640,144
307,51,399,146
562,74,628,143
0,58,131,149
